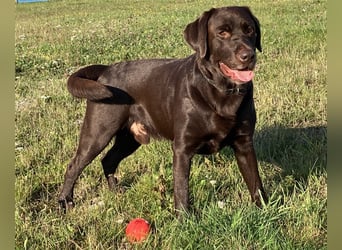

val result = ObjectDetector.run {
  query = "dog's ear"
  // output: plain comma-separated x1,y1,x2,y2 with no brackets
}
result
253,15,262,52
184,8,215,59
248,8,262,52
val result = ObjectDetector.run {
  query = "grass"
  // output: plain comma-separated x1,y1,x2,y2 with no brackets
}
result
15,0,327,249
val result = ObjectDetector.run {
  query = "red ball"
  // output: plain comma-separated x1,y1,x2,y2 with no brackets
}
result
125,218,150,243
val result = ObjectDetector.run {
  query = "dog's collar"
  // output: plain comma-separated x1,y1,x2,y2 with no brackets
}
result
202,73,250,95
225,87,248,95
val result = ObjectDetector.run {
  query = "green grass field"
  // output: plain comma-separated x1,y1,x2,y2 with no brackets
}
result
15,0,327,249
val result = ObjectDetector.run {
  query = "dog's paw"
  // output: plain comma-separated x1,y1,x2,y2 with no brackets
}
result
58,199,75,214
107,174,118,191
107,174,126,194
253,189,268,208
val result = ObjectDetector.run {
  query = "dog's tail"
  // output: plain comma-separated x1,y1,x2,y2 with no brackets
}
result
67,65,113,101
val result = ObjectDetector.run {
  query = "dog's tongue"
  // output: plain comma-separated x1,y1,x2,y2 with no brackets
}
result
219,62,254,83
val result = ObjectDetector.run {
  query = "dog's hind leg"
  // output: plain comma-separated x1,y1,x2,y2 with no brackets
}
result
58,103,128,212
101,126,141,190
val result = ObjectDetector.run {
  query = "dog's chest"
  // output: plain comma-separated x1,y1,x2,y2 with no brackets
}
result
195,114,237,154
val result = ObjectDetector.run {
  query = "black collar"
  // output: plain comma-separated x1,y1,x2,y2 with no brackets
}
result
225,86,248,95
202,73,250,96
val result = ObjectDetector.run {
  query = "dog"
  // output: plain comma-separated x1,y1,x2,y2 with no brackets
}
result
59,6,268,215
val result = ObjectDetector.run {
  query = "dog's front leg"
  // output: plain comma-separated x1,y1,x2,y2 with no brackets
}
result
233,136,268,207
172,143,193,216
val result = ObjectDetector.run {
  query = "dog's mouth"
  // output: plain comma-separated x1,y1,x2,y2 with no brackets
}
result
219,62,254,84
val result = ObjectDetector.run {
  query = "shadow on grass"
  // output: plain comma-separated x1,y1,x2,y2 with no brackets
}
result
214,125,327,205
255,125,327,180
28,182,61,215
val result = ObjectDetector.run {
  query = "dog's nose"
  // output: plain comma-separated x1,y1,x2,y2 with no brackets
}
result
238,50,255,63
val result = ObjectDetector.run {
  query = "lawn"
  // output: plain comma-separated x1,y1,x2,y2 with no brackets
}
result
15,0,327,249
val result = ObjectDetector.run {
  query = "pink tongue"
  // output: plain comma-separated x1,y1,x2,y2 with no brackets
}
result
219,62,254,83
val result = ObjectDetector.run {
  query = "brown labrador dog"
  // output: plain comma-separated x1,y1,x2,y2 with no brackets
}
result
59,6,268,215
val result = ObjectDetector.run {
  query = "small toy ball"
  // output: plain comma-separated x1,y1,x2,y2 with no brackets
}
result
125,218,150,243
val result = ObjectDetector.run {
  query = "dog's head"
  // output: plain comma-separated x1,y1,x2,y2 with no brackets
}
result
184,6,261,84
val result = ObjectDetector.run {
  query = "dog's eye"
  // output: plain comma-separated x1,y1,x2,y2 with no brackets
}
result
243,24,254,35
218,30,231,39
